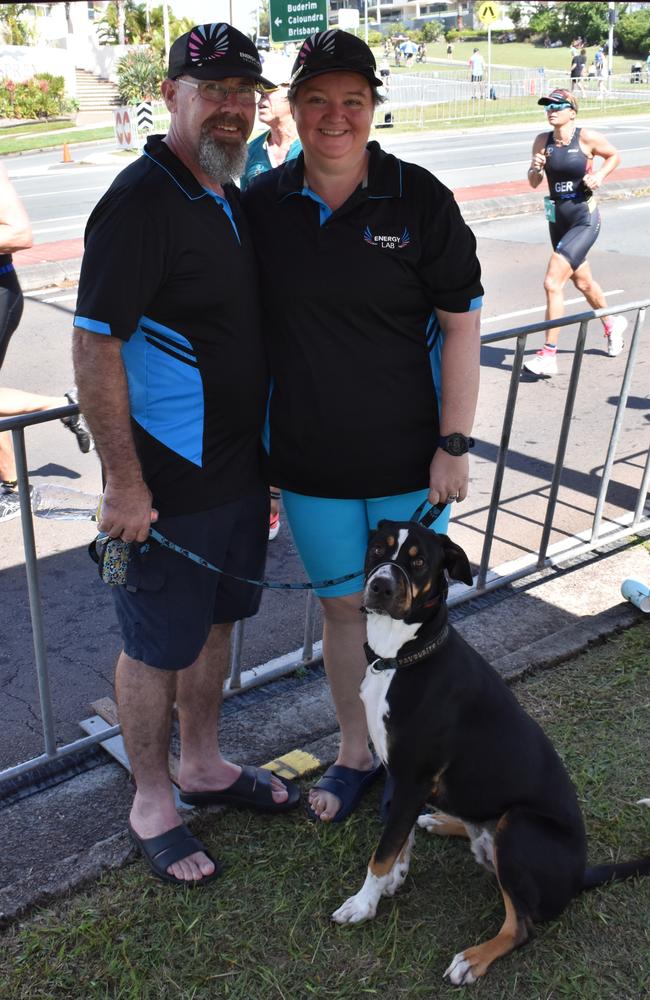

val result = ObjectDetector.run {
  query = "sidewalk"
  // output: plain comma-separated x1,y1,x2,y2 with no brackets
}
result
1,536,649,925
12,159,650,292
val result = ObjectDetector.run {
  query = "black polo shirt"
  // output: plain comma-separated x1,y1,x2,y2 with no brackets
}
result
74,134,267,516
242,141,483,499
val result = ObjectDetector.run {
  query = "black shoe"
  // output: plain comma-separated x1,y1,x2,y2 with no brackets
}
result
61,388,94,454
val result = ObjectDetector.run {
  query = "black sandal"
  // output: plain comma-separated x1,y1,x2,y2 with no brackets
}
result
128,821,222,887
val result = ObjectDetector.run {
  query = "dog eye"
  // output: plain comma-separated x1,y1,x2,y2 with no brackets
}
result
412,557,425,569
371,544,384,556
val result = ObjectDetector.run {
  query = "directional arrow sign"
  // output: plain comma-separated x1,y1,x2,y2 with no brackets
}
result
269,0,328,44
477,1,500,25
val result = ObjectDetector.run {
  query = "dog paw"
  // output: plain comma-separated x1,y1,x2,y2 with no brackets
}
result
331,893,377,925
444,952,477,986
417,812,444,833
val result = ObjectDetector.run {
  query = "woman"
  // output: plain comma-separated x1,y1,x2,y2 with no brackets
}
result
242,30,482,823
569,47,586,96
0,163,93,523
524,89,626,378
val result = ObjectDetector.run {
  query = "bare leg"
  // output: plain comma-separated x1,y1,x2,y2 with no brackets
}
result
308,591,375,821
119,625,289,883
570,260,612,325
175,623,288,805
0,389,68,481
542,252,573,346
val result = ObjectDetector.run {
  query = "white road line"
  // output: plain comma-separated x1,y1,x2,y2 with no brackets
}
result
482,290,624,324
32,223,84,235
618,200,650,209
19,187,108,200
27,292,77,303
34,213,86,223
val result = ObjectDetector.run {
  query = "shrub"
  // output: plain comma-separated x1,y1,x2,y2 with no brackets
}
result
366,30,383,47
116,48,164,104
0,73,68,119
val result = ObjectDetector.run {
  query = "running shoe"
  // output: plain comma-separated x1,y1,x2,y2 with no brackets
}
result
268,511,280,540
605,316,627,357
523,349,558,377
61,388,95,453
0,485,33,524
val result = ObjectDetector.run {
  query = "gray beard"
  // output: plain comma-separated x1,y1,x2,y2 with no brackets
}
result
198,132,248,183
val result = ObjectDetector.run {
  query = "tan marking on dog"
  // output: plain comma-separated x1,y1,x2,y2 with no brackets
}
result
446,887,528,984
368,838,411,878
430,764,448,798
408,545,418,557
424,811,470,839
386,535,395,547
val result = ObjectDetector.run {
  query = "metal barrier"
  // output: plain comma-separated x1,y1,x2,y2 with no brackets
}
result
375,70,650,127
0,302,648,785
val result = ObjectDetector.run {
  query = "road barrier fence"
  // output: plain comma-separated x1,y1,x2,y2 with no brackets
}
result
0,301,648,786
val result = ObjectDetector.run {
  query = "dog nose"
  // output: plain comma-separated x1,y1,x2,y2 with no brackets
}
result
371,578,394,599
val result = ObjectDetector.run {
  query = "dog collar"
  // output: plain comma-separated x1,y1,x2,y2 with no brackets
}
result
364,623,449,672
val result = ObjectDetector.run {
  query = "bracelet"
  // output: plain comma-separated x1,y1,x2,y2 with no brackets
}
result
528,166,544,176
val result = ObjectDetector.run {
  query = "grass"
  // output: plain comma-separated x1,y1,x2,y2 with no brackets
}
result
1,624,649,999
0,125,114,156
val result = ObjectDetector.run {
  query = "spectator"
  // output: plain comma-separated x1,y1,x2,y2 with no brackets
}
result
469,47,485,98
570,47,587,96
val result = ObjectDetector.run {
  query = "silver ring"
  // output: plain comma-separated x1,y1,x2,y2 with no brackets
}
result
447,494,459,503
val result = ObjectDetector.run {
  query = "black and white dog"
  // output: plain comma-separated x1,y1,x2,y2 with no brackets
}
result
332,519,650,985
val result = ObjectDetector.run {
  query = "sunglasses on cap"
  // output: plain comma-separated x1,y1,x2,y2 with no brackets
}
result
545,102,572,111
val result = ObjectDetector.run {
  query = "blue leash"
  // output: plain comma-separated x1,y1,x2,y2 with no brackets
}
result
145,500,447,592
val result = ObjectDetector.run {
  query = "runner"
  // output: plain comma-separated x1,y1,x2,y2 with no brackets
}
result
524,89,626,378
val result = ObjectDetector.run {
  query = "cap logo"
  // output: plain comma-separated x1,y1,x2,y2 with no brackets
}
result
298,29,337,65
188,23,229,65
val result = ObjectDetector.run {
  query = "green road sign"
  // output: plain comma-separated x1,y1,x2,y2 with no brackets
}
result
269,0,328,44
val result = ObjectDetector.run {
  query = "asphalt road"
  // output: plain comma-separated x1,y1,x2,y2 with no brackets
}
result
1,125,649,773
6,112,650,237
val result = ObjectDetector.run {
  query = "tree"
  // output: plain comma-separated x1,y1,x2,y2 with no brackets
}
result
528,1,609,46
96,2,192,48
0,4,35,46
617,5,650,56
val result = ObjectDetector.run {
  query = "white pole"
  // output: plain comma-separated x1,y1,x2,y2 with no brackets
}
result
608,1,615,93
162,0,170,67
487,23,492,100
365,0,369,45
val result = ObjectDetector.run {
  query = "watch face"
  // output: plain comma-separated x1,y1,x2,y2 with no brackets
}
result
445,434,467,456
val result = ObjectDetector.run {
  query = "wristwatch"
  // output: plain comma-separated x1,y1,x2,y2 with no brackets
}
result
437,433,475,457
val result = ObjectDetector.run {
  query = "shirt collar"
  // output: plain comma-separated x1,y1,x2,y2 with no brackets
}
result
277,141,402,203
143,133,236,202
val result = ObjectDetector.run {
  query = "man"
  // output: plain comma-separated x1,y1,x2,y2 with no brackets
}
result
72,22,300,887
240,57,301,192
469,48,485,99
240,54,301,542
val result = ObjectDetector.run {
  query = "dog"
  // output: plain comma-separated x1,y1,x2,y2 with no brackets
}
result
331,519,650,985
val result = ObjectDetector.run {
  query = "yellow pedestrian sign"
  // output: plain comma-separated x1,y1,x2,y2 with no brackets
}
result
477,1,500,25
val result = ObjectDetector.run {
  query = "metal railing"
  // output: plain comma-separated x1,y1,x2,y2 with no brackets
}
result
0,301,648,786
375,70,650,127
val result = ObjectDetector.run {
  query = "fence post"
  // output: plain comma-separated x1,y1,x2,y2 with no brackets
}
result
12,427,57,757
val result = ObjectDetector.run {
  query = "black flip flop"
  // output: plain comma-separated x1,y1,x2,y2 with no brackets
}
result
178,765,301,813
128,821,222,887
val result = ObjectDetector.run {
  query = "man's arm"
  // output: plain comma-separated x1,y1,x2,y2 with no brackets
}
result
427,307,481,507
72,329,156,542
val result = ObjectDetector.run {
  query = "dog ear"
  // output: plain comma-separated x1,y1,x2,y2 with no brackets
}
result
439,534,473,585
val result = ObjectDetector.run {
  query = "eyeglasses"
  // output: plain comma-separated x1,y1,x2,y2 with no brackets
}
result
177,79,262,105
545,103,572,112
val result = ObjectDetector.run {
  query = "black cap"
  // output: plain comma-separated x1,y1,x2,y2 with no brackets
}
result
290,29,382,90
168,23,274,88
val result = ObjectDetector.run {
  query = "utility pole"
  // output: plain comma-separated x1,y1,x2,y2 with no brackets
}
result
608,1,615,91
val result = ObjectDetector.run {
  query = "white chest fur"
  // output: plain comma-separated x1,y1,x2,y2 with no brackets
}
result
360,666,394,766
366,612,420,659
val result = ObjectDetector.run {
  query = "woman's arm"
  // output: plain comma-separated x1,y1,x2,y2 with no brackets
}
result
580,128,621,190
527,133,547,189
0,163,32,253
427,307,481,507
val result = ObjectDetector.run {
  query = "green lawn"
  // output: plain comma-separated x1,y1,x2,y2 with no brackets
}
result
1,624,649,1000
0,125,114,156
381,39,642,77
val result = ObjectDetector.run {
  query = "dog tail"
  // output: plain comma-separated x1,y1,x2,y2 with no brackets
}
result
582,857,650,891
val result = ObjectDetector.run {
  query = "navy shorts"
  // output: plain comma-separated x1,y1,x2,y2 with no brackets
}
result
112,485,269,670
549,198,601,272
0,271,24,369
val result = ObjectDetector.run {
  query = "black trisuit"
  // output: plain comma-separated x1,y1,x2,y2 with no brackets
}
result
543,127,601,271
